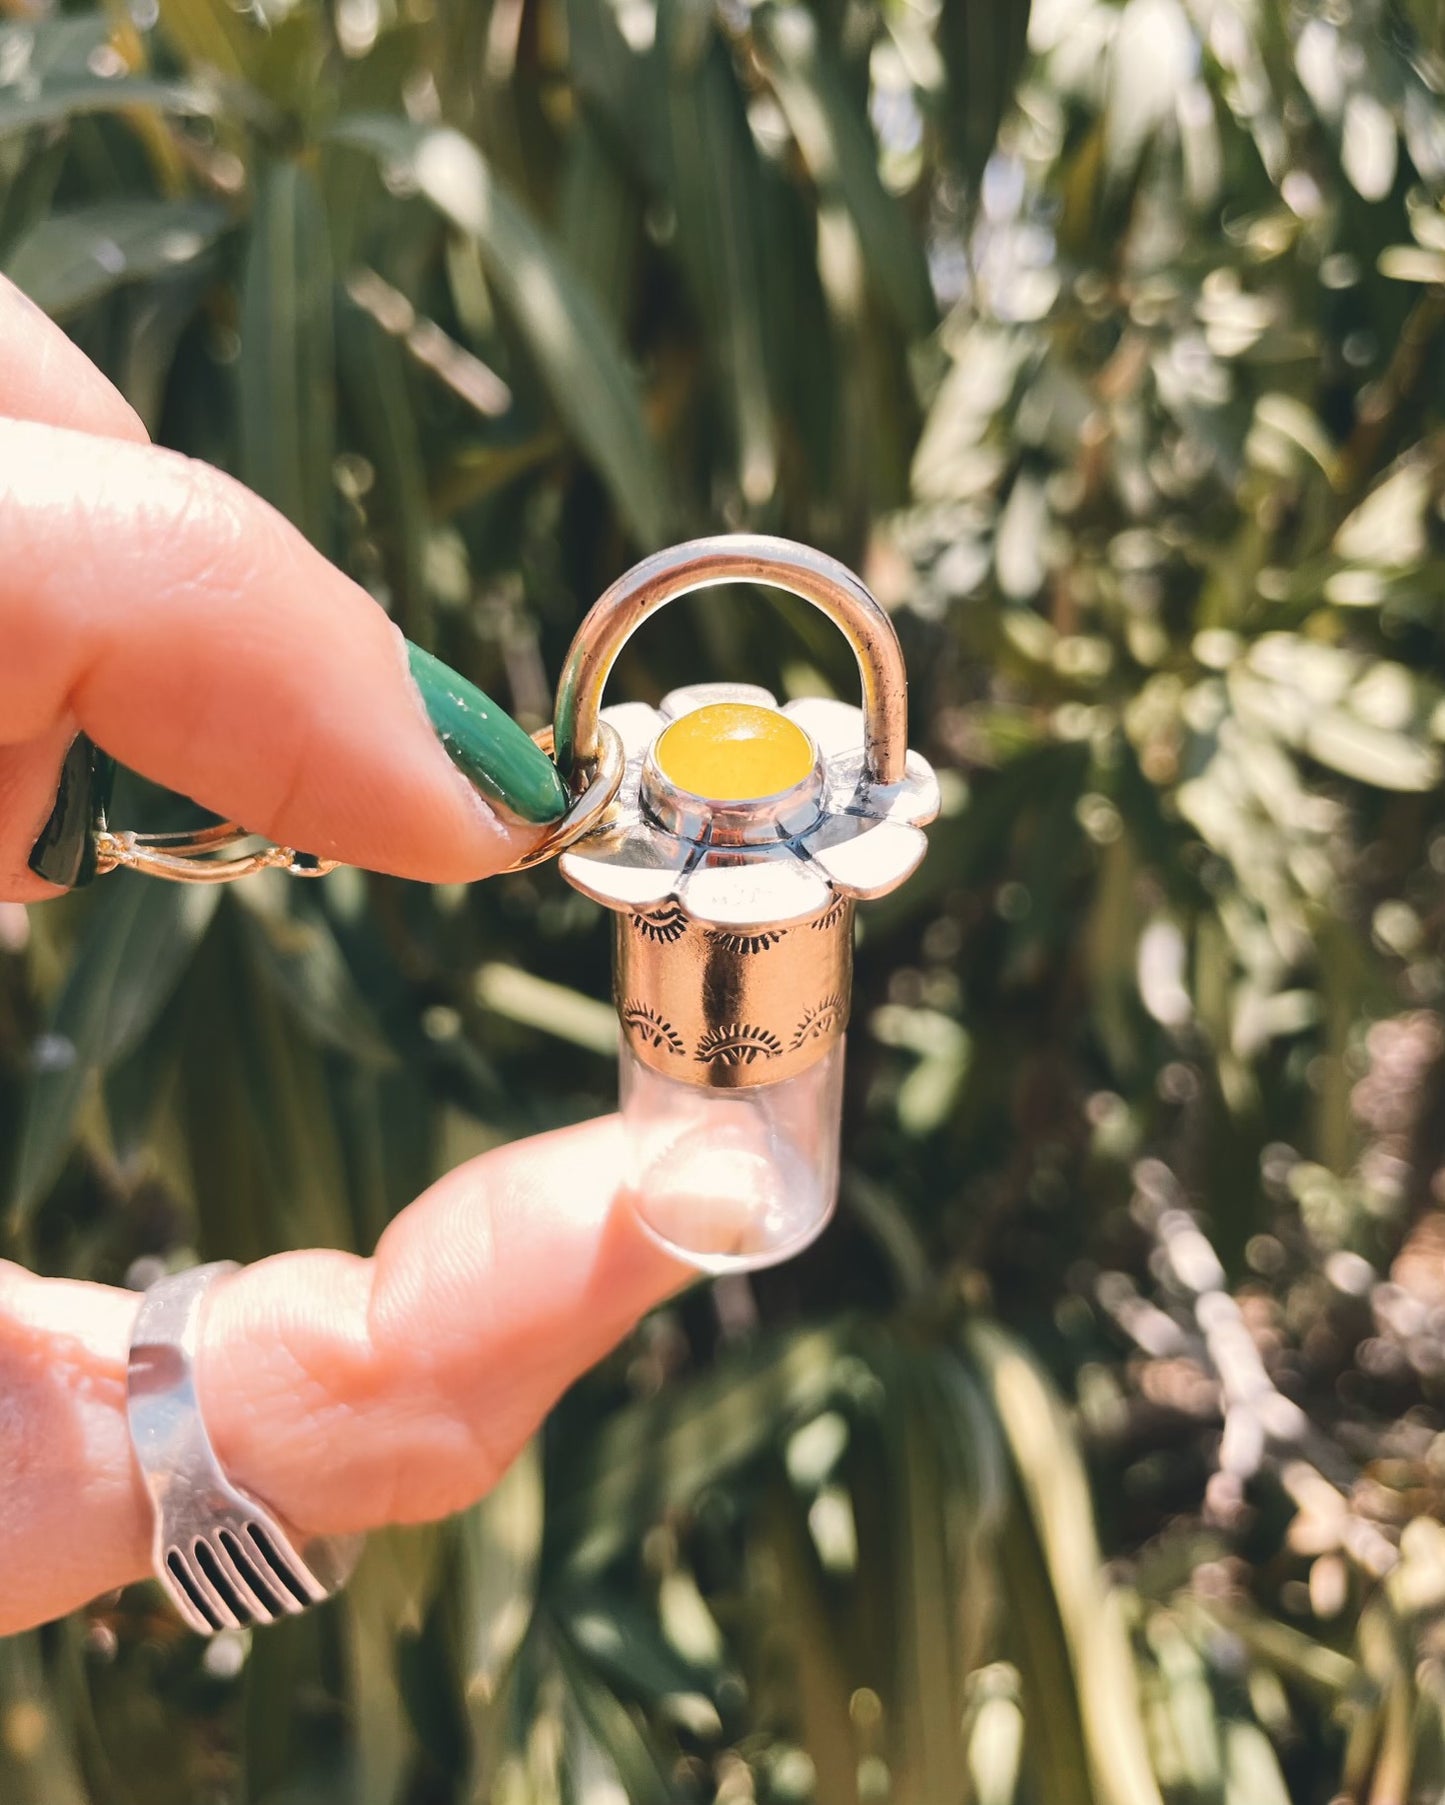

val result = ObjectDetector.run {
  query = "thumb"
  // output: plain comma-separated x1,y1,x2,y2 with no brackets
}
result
198,1116,689,1536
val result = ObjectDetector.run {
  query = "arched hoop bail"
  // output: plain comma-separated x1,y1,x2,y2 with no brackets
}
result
553,536,910,789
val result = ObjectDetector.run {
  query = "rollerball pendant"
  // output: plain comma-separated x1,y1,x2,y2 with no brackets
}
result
82,531,937,1275
554,536,939,1272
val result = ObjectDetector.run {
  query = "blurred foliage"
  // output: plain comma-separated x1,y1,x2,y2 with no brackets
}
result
7,0,1445,1800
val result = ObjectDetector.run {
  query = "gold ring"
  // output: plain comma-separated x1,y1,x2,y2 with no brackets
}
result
93,826,339,883
91,721,624,884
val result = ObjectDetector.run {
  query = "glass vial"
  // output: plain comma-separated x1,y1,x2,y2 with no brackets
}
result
619,1036,844,1272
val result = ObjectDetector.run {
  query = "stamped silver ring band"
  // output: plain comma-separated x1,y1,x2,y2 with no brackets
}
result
126,1261,363,1635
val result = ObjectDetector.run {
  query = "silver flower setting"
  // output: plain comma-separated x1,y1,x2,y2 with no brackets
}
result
558,682,941,929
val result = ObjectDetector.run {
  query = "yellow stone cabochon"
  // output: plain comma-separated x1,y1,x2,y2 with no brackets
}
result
655,703,815,802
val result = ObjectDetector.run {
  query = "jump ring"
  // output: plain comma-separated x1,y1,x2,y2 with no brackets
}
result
503,719,625,873
93,828,340,883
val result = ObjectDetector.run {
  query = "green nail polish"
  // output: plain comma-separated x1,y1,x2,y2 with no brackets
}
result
407,643,568,825
28,734,116,888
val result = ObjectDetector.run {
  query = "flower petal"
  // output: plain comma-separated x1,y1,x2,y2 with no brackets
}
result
784,699,940,824
804,819,927,898
559,821,688,911
660,681,777,721
679,854,832,928
601,700,666,761
782,696,864,758
594,702,664,819
867,752,941,827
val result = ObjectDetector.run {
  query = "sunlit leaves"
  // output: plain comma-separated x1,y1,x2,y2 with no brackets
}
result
1334,457,1435,568
657,11,778,514
935,0,1033,191
969,1322,1163,1805
239,160,334,548
5,199,228,317
6,0,1445,1799
8,878,218,1227
753,3,935,341
330,117,673,550
0,71,217,138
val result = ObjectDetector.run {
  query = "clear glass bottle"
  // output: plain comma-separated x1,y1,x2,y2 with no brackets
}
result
620,1036,844,1271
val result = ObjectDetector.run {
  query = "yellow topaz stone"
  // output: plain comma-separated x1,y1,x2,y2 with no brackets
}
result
656,703,814,801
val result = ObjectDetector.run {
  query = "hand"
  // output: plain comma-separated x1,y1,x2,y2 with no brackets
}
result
0,280,686,1635
1,1118,682,1635
0,278,567,903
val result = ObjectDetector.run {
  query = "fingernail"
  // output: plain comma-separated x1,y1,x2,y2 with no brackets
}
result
406,643,567,825
28,734,116,888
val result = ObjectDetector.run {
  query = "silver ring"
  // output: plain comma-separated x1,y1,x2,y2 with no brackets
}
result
126,1261,363,1635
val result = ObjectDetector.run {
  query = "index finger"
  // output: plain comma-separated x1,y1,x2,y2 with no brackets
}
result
0,275,150,443
0,417,568,887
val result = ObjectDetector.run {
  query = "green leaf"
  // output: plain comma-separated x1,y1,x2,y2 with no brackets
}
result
554,1326,848,1576
5,199,227,317
1103,0,1195,186
0,12,113,81
239,158,336,549
102,980,189,1168
1378,243,1445,283
0,16,108,254
1333,459,1433,566
0,1636,87,1805
755,1481,862,1804
753,3,935,340
558,117,640,325
968,1322,1164,1805
1145,1614,1222,1796
0,74,218,139
327,117,672,548
1304,710,1441,791
461,1439,544,1711
658,16,778,511
563,0,657,178
176,907,354,1261
7,878,218,1228
473,962,617,1057
343,1528,446,1805
935,0,1033,189
888,1376,967,1801
0,134,66,262
154,0,257,82
336,293,431,642
1223,1721,1291,1805
967,1674,1025,1805
236,894,395,1069
557,1592,720,1727
555,1639,678,1805
242,1612,351,1805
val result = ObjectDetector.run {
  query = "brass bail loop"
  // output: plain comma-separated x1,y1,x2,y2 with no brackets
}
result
552,535,910,791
